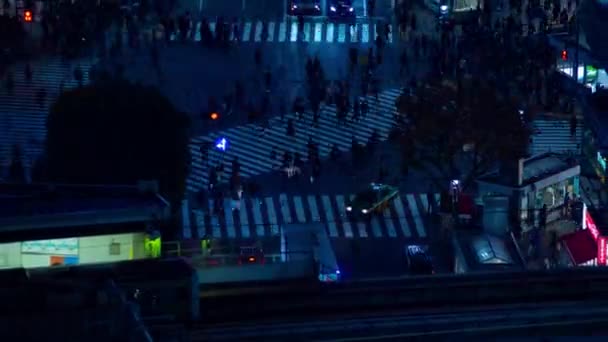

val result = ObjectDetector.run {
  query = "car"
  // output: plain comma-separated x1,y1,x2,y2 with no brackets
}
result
405,244,434,275
238,246,265,265
328,0,355,18
289,0,321,16
345,183,399,219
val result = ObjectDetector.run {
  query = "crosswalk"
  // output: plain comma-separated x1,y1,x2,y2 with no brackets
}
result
0,57,97,168
187,87,401,192
176,20,394,44
186,192,441,240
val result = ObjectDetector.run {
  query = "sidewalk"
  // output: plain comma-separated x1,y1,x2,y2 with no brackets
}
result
517,218,577,270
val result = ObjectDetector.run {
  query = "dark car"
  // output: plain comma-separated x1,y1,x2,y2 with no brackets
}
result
328,0,355,18
345,183,399,219
405,245,434,275
289,0,321,15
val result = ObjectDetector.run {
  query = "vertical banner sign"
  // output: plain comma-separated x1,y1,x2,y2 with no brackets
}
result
585,211,600,241
598,237,607,266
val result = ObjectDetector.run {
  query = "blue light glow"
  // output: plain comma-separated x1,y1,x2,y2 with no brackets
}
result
215,137,228,151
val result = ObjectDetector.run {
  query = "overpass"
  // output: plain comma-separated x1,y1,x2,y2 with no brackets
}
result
198,267,608,324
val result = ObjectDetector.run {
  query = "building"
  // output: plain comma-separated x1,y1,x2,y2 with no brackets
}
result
477,153,581,233
528,112,583,157
0,182,170,269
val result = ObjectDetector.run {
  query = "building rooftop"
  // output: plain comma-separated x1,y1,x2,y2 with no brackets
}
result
453,230,525,273
477,153,579,188
0,182,170,237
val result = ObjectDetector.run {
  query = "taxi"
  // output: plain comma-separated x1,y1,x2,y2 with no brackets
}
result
345,183,399,219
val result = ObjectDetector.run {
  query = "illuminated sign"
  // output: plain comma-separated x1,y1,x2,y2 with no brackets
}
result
215,137,228,151
599,237,608,266
585,211,600,241
22,238,78,255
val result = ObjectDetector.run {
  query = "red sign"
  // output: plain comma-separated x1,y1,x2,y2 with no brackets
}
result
586,211,600,241
598,237,608,266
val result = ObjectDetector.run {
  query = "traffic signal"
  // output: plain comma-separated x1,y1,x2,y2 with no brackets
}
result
561,49,568,61
24,10,32,22
210,112,219,120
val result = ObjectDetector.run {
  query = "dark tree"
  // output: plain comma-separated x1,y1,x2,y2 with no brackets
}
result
394,79,531,192
8,144,26,183
45,78,191,216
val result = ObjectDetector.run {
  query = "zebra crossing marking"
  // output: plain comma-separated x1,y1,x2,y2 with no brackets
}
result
393,196,412,237
254,21,263,42
307,195,321,222
361,23,369,43
303,22,311,42
420,194,429,216
267,22,275,42
194,22,201,41
383,205,397,238
290,22,298,42
435,193,441,208
293,196,307,223
387,25,393,43
188,88,401,190
243,22,252,41
252,198,264,236
350,24,358,43
279,193,293,224
338,24,346,43
335,195,353,238
350,194,368,238
322,195,338,237
209,199,221,238
182,199,192,239
314,23,323,42
194,209,205,238
407,194,426,238
240,202,251,238
224,199,236,238
192,193,439,240
210,22,216,35
279,22,287,42
326,23,334,42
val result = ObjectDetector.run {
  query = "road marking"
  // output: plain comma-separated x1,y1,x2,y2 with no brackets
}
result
387,24,393,43
350,195,367,238
407,194,426,238
420,194,429,216
322,195,338,237
209,199,221,238
336,195,353,238
268,22,275,42
265,197,279,235
279,193,292,224
240,200,250,238
383,206,397,238
279,22,287,42
307,195,321,222
303,22,311,42
243,22,252,42
361,23,369,43
210,22,216,35
326,23,334,42
182,199,192,239
350,24,358,43
314,22,323,42
290,22,298,42
293,196,307,223
224,199,236,238
393,197,412,237
254,21,263,42
194,22,201,42
193,209,205,238
251,198,264,236
371,215,382,238
337,24,345,43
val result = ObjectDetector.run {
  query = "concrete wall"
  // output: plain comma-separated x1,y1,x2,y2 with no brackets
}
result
198,260,314,284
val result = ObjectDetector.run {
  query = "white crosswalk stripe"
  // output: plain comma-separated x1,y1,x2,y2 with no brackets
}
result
189,193,440,240
175,20,394,45
188,88,401,191
0,57,97,173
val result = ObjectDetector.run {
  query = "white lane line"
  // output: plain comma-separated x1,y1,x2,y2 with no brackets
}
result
307,195,321,222
268,22,275,41
243,22,252,41
279,22,287,42
254,21,263,42
290,22,298,42
293,196,307,223
407,194,426,238
338,24,346,43
314,22,323,42
326,23,335,42
279,193,293,224
361,23,369,43
322,195,338,237
336,195,353,238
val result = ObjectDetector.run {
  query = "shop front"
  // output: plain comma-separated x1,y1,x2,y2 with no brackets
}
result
561,203,608,266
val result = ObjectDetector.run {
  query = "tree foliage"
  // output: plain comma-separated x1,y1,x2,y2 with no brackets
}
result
45,78,191,205
394,78,531,192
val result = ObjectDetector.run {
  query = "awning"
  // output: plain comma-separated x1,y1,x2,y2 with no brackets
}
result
561,229,598,265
